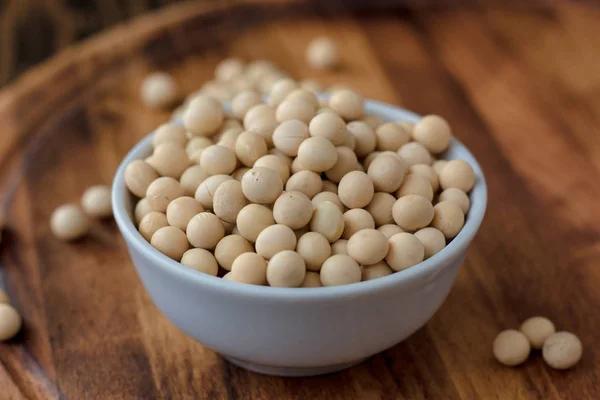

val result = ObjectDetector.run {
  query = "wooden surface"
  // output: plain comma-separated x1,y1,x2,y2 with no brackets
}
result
1,1,600,399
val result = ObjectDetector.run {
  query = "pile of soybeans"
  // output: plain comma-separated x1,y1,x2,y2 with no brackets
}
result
128,82,475,288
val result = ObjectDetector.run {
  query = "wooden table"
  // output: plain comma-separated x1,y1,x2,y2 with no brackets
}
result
1,1,599,399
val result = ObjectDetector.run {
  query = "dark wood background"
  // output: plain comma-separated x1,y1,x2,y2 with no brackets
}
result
1,0,600,399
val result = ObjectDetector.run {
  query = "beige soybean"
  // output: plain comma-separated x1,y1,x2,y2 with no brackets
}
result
236,204,275,242
331,239,349,255
439,160,476,193
347,229,389,265
397,121,414,134
520,316,556,349
493,329,531,367
254,154,290,184
214,235,254,270
375,123,411,151
231,90,263,119
184,95,224,136
186,212,225,250
140,72,178,109
50,204,89,241
301,271,323,287
329,89,364,120
342,209,375,239
213,180,248,224
310,201,344,243
413,115,452,154
231,253,268,286
338,171,374,209
0,303,22,341
217,127,244,151
218,119,244,135
235,131,268,167
409,164,440,192
268,78,299,107
199,145,236,176
245,114,278,147
325,147,358,183
139,212,169,241
268,148,293,168
365,192,395,227
368,154,406,193
297,136,338,173
296,232,331,271
397,142,433,166
347,121,376,157
396,174,434,202
386,232,424,271
134,198,152,225
273,191,313,230
181,248,218,276
146,177,184,212
153,124,187,148
215,57,244,82
343,131,356,150
186,137,213,157
286,171,322,199
147,143,189,179
290,157,306,175
358,114,385,130
431,201,465,239
414,227,446,259
244,104,276,128
438,188,470,214
276,99,315,124
125,160,159,198
362,261,393,281
312,192,344,213
241,167,283,204
81,185,112,218
309,112,348,146
321,180,338,194
542,332,583,370
166,197,203,231
300,79,322,93
392,195,434,231
306,37,338,70
267,250,306,287
272,120,309,157
255,224,297,260
180,165,209,196
432,159,448,176
194,174,233,209
377,224,404,239
320,255,361,286
285,88,319,110
231,167,249,181
151,226,189,261
363,151,381,170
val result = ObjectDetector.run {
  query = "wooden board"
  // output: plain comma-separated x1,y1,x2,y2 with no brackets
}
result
1,1,600,399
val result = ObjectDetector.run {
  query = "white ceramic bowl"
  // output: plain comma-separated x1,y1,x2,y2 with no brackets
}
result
112,100,487,377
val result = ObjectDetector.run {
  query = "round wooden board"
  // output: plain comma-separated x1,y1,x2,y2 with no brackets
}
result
2,1,600,399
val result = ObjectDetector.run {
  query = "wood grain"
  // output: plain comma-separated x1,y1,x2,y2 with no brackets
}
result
1,1,600,399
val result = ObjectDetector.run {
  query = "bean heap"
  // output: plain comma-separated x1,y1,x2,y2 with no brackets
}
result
128,75,476,288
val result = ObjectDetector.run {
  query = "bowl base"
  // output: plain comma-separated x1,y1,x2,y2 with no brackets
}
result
223,355,367,377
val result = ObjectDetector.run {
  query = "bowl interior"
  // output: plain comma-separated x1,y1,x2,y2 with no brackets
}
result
112,99,488,300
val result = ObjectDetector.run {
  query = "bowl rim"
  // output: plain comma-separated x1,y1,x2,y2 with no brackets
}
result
112,99,487,301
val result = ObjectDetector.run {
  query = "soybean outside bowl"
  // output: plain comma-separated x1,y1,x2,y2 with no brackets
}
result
112,100,487,377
